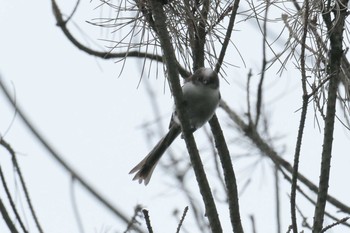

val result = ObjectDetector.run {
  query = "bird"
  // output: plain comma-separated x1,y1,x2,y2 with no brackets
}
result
129,67,221,185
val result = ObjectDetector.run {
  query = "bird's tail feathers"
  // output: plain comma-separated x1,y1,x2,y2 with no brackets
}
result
129,125,181,185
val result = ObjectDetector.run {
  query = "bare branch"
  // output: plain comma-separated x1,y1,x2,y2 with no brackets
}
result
220,99,350,215
70,177,85,233
0,138,44,233
249,215,257,233
209,115,244,233
321,217,350,233
51,0,190,78
147,0,223,232
313,1,348,232
0,197,19,233
0,76,145,233
124,205,143,233
255,0,270,127
142,209,153,233
274,165,281,233
290,1,310,232
0,165,28,233
214,0,240,73
175,206,189,233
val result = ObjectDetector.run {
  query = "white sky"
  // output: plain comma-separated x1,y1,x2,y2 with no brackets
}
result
1,1,350,233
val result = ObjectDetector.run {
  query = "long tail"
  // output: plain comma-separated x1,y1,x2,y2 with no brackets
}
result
129,124,181,185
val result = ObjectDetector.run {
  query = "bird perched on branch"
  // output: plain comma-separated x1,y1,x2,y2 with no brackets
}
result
130,67,221,185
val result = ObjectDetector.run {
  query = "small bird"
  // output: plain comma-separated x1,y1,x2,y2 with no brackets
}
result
130,67,221,185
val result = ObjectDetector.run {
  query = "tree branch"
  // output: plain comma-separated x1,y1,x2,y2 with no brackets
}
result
0,197,19,233
0,138,43,233
313,1,348,232
220,99,350,215
255,0,270,127
214,0,240,73
0,165,27,233
290,1,309,232
0,76,145,233
147,0,222,232
209,115,244,233
51,0,190,78
192,0,210,69
142,209,153,233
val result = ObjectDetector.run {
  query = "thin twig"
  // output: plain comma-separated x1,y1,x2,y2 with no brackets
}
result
290,1,309,232
192,0,210,69
175,206,189,233
279,167,350,228
274,165,281,233
0,164,28,233
142,209,153,233
0,75,145,233
177,178,208,232
220,99,350,215
249,215,257,233
321,217,350,233
215,0,240,73
294,200,312,230
65,0,80,23
124,205,142,233
0,137,44,233
255,0,270,127
70,177,85,233
51,0,190,78
0,197,20,233
246,69,253,125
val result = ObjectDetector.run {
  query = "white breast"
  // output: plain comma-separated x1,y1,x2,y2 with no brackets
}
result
174,81,220,129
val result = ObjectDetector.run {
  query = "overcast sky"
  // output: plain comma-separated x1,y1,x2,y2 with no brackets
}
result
1,1,350,233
